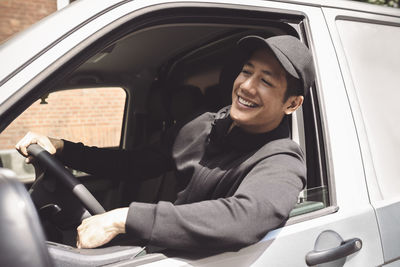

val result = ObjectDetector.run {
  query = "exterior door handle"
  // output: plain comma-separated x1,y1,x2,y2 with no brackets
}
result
305,238,362,266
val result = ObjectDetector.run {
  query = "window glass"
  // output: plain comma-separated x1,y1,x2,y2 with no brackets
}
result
0,87,126,182
336,19,400,199
290,94,329,217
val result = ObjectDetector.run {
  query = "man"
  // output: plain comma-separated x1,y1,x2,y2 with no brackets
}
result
16,34,315,251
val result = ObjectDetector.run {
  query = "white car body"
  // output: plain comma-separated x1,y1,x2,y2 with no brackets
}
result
0,0,399,266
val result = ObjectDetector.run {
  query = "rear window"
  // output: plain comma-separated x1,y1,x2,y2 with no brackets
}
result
336,19,400,200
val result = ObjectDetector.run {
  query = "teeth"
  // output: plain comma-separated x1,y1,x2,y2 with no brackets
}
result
238,96,257,107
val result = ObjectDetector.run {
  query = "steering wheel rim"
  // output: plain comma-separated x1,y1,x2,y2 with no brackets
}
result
27,144,105,215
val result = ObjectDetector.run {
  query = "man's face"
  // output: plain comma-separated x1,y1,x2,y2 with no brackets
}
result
230,48,295,133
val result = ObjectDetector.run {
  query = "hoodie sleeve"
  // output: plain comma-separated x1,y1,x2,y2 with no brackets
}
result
57,137,175,182
125,151,305,251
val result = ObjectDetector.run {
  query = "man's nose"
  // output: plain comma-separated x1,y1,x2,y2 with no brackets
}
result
240,76,257,95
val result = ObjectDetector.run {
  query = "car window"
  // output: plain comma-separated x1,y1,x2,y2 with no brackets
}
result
0,87,126,182
139,22,330,217
289,86,329,217
336,19,400,200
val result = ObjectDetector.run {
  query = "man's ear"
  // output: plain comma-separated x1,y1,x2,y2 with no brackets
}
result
284,95,304,115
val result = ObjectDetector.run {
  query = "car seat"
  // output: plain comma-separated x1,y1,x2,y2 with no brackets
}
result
203,47,245,112
137,84,206,203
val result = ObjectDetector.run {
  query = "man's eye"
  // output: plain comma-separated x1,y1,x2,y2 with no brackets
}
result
261,79,272,87
241,69,251,75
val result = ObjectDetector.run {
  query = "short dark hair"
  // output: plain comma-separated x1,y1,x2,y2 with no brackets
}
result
283,71,302,102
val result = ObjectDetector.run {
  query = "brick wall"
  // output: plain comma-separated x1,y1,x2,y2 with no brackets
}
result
0,0,56,44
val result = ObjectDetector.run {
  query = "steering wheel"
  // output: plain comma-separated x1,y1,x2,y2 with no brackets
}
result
27,144,105,216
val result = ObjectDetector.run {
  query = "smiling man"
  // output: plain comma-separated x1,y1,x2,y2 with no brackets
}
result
16,35,315,251
231,49,300,134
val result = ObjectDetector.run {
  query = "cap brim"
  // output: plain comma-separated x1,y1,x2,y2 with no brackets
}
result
237,35,300,80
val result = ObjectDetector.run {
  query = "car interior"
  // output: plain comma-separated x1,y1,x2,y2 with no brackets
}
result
0,7,329,266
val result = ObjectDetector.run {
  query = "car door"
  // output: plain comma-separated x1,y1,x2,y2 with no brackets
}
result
324,5,400,266
0,0,385,266
248,2,385,266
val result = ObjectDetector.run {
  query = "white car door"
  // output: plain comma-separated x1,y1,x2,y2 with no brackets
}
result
324,6,400,267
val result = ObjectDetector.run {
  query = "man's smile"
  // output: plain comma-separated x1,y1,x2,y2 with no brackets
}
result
237,95,259,108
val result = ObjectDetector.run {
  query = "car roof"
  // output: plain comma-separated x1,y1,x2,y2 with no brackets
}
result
0,0,399,87
0,0,123,84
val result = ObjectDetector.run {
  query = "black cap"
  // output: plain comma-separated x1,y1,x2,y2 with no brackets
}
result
237,35,315,96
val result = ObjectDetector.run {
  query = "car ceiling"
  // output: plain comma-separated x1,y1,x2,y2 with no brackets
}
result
58,20,296,92
68,24,235,85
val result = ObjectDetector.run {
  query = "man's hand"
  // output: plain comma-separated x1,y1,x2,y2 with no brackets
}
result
76,208,128,249
15,132,64,163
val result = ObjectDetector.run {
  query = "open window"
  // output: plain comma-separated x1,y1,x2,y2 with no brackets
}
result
3,4,329,226
96,12,329,218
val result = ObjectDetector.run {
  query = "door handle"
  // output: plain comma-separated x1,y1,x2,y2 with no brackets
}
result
305,238,362,266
